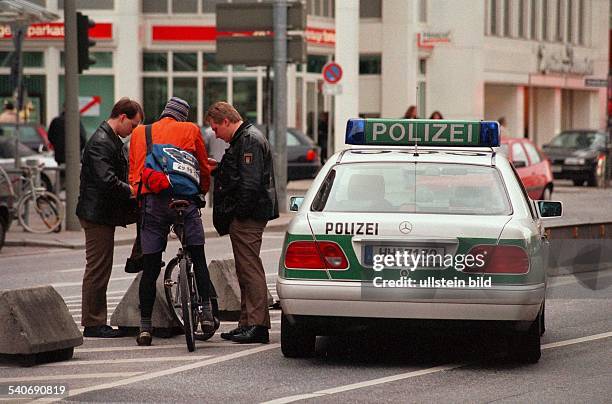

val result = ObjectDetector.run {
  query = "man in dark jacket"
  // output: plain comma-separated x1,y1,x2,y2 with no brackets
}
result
205,101,279,344
47,109,88,164
76,98,143,338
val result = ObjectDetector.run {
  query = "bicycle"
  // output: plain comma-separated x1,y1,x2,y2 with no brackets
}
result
0,163,63,234
162,199,220,352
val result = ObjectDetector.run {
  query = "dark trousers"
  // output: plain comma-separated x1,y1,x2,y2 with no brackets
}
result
229,217,270,329
80,218,115,327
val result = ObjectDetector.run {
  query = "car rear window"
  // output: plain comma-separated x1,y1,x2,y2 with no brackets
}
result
550,132,607,148
312,162,511,215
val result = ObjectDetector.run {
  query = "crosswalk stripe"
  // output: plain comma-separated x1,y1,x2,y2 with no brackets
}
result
0,372,143,383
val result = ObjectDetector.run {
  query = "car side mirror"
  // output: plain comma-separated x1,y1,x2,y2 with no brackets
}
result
513,160,527,168
289,196,304,212
537,201,562,218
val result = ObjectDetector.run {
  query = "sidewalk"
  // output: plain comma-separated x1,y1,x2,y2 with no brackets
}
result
5,180,313,249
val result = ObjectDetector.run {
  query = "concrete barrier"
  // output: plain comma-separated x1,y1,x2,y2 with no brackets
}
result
0,286,82,365
110,272,178,332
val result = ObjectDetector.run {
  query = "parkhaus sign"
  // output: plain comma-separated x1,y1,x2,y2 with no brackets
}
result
0,22,112,40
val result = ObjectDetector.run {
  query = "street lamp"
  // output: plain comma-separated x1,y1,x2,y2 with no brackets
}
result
0,0,59,169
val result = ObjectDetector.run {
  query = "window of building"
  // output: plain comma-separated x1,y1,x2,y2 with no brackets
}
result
503,0,511,36
202,0,226,13
143,52,168,72
567,0,573,43
0,52,44,68
173,77,198,121
173,53,197,72
60,51,112,68
542,0,549,41
143,77,167,124
142,0,168,13
555,0,563,41
233,78,257,123
307,55,327,73
530,0,537,39
419,0,427,23
202,77,227,116
59,0,114,9
359,0,381,18
577,0,584,45
359,54,381,75
518,0,526,38
490,0,498,35
202,53,225,72
419,58,427,75
173,0,197,13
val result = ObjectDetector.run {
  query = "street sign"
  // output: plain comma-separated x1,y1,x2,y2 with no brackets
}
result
216,2,306,31
216,35,306,65
79,95,100,116
322,61,342,84
322,83,342,96
585,78,608,88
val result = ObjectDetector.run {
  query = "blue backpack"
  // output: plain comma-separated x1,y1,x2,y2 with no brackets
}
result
144,124,200,197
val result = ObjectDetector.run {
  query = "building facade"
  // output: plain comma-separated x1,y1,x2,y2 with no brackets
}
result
0,0,608,153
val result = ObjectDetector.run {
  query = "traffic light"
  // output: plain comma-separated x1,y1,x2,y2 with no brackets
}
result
76,12,96,73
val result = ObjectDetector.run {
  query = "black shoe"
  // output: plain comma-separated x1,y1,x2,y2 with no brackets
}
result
83,325,123,338
220,326,246,341
231,325,269,344
136,330,152,346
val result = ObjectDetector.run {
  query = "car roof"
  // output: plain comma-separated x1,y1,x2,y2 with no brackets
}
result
336,147,497,166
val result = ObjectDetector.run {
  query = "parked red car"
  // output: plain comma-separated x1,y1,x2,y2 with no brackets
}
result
500,137,554,200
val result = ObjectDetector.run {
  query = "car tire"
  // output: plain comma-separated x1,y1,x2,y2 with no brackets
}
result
281,313,316,358
540,186,552,200
0,218,5,252
509,311,541,364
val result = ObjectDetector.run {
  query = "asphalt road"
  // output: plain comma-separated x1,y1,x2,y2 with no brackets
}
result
0,180,610,403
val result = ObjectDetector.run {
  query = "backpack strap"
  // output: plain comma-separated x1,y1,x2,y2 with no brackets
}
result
145,124,153,156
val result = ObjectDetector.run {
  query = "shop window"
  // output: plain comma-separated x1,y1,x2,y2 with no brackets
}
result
203,77,227,116
360,0,381,18
307,55,327,73
0,75,45,124
202,0,227,13
173,53,197,72
233,78,257,123
173,77,198,122
61,51,112,68
173,0,197,13
142,0,167,13
59,0,114,9
202,53,225,71
59,74,114,134
359,54,381,75
0,51,43,68
143,52,168,72
143,77,168,124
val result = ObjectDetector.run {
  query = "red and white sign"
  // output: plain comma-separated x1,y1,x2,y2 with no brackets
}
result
322,61,343,84
79,96,101,117
305,27,335,46
417,31,451,48
0,22,112,41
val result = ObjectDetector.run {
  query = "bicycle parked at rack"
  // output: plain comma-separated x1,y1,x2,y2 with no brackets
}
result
0,163,63,234
163,199,220,352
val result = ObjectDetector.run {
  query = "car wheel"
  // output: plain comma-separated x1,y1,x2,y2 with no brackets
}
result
572,179,584,186
0,218,5,252
508,311,541,364
281,313,316,358
541,186,552,200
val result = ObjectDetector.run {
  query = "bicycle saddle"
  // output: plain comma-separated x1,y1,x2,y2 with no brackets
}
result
169,199,191,210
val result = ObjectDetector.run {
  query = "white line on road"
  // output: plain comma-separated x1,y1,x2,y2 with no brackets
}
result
63,290,126,300
0,372,143,383
52,276,135,288
33,344,279,403
262,331,612,404
75,342,257,353
38,356,212,367
59,264,124,273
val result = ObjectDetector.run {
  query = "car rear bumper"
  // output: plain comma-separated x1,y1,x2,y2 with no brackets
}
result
552,164,595,180
277,278,544,322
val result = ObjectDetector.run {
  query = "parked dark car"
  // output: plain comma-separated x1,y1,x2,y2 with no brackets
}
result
255,125,322,181
542,130,610,187
0,123,51,153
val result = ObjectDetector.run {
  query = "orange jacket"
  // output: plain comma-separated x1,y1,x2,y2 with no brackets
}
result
129,117,210,195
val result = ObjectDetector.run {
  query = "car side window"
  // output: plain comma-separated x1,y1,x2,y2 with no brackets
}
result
512,143,529,166
287,132,301,146
523,142,541,164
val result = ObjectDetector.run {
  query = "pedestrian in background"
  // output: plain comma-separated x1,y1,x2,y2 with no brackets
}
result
0,100,17,123
129,97,214,347
48,106,88,165
403,105,417,119
429,111,444,119
205,101,279,344
498,116,509,138
77,97,143,338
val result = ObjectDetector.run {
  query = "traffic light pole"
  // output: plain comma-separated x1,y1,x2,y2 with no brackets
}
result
64,0,81,231
273,0,288,213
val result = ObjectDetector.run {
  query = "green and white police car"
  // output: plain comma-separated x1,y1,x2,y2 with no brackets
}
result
277,118,563,363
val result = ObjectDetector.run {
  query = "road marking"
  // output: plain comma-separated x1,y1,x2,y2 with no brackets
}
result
548,268,612,288
52,276,135,288
0,372,143,383
33,344,279,403
75,343,256,352
38,356,212,367
262,331,612,404
59,264,124,273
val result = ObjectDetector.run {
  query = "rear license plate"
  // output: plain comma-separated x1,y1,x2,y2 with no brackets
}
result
363,245,446,269
552,165,562,173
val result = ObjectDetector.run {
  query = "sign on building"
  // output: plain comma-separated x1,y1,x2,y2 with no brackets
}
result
79,96,101,117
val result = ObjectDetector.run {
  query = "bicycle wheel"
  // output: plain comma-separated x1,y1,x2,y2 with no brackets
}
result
17,191,63,234
179,259,196,352
163,257,183,327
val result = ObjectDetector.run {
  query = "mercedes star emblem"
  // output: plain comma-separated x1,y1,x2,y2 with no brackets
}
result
399,221,413,234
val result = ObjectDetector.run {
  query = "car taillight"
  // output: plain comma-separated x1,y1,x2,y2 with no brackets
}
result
305,149,317,162
464,245,529,274
284,240,348,270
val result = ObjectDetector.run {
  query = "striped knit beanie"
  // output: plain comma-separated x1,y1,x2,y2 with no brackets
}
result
160,97,190,122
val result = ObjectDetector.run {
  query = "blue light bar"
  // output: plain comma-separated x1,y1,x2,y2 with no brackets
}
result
345,118,365,145
479,121,500,147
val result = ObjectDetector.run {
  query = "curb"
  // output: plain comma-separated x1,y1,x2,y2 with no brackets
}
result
5,221,291,250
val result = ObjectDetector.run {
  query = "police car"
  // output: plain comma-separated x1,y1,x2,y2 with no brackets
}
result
277,118,563,363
